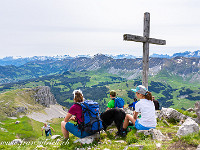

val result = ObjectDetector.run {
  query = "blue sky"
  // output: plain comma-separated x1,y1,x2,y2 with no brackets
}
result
0,0,200,58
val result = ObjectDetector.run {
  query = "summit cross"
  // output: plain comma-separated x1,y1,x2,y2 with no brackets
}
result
123,12,166,89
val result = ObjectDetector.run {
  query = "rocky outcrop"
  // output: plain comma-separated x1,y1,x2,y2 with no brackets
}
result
10,139,22,145
194,101,200,124
73,133,100,144
177,118,199,136
51,135,61,140
33,86,57,107
11,107,27,116
137,129,167,141
158,107,188,121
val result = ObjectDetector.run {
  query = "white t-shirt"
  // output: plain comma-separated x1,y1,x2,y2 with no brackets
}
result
135,99,157,127
42,125,51,131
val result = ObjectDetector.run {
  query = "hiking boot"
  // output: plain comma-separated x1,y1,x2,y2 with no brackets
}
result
119,129,127,137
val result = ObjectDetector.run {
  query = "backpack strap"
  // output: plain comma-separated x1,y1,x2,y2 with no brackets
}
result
74,102,84,136
114,98,118,108
112,98,116,108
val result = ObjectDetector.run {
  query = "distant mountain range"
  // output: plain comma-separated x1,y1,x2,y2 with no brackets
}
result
0,53,200,85
0,50,199,66
151,50,200,58
0,51,199,110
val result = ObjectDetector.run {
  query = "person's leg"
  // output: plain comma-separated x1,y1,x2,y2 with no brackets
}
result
61,121,69,139
49,129,52,136
134,120,155,130
45,130,49,137
65,122,91,138
123,114,136,129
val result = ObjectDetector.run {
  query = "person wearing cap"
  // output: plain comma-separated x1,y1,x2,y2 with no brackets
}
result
121,85,157,136
152,96,160,110
61,89,92,139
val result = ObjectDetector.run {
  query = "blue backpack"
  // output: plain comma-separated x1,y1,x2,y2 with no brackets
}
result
77,100,103,134
114,97,124,108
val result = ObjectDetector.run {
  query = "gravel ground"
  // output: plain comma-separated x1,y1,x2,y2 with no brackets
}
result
27,104,67,123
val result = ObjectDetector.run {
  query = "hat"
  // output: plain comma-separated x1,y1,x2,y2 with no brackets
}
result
131,85,148,95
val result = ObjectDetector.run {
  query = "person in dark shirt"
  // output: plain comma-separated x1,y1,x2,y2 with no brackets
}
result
128,98,138,110
152,96,160,110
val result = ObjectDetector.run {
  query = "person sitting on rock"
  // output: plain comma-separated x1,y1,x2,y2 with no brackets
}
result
106,90,124,110
61,89,92,139
121,85,157,136
41,123,55,137
128,97,138,111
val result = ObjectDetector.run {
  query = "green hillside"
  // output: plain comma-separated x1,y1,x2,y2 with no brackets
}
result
0,89,46,120
0,70,199,111
0,115,199,150
0,84,199,149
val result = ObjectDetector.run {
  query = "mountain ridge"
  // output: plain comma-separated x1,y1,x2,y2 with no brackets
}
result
0,54,199,84
0,50,199,66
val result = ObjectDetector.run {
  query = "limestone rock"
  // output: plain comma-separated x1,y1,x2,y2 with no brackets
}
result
195,101,200,124
177,118,200,136
149,129,167,141
33,86,57,107
196,144,200,150
137,129,166,141
10,139,22,145
159,107,188,121
156,143,162,149
73,133,100,144
114,140,125,143
10,107,27,117
15,121,20,124
51,135,61,140
186,108,194,112
124,144,144,150
163,119,170,126
155,110,161,119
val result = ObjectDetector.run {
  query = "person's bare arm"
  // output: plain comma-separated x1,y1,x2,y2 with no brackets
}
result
106,107,111,111
64,113,73,122
69,116,76,121
50,127,55,132
41,128,43,136
133,112,139,120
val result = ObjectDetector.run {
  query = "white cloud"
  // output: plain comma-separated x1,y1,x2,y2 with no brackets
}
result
0,0,200,58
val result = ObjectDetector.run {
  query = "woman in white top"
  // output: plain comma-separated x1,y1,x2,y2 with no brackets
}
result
122,85,157,136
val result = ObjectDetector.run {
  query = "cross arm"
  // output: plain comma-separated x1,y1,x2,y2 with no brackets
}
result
148,38,166,45
123,34,166,45
123,34,146,43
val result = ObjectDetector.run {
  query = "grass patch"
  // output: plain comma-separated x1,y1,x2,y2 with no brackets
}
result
176,109,197,118
173,131,200,147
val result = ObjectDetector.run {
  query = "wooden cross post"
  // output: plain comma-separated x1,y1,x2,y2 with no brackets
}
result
123,12,166,89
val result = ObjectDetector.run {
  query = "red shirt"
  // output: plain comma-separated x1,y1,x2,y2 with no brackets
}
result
68,104,83,124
